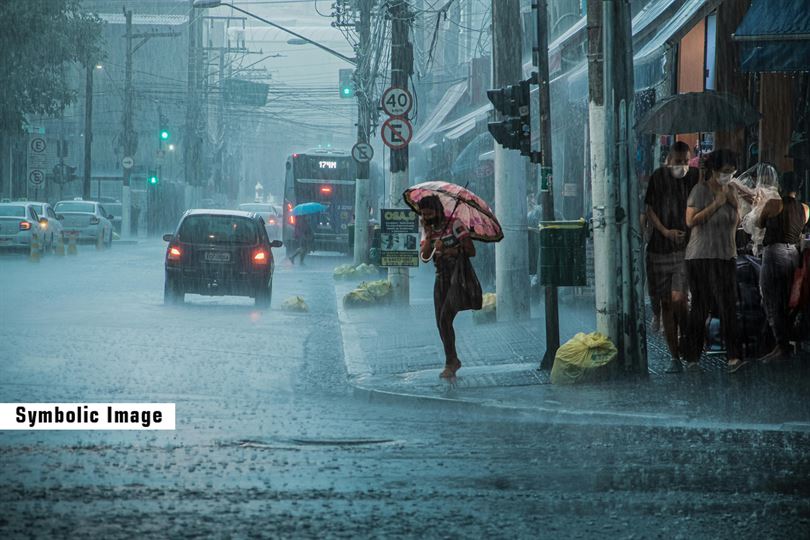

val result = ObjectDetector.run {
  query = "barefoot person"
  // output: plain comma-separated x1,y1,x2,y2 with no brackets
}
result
418,195,476,379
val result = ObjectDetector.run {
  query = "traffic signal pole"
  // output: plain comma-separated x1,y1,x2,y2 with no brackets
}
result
353,0,372,266
83,64,93,200
492,0,530,321
534,0,560,369
387,0,411,304
122,8,133,239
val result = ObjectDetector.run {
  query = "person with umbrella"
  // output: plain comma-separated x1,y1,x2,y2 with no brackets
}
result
405,181,502,380
288,203,324,266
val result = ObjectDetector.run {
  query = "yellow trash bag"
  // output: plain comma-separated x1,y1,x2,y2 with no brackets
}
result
362,279,391,299
333,264,357,280
281,295,309,312
550,332,617,385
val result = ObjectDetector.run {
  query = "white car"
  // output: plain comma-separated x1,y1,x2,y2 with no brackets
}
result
238,203,282,240
29,202,65,250
54,199,113,246
0,202,46,252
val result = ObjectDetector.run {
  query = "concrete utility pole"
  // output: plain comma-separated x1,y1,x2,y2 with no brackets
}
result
586,0,617,341
492,0,530,321
185,0,201,209
387,0,412,304
534,0,559,369
83,64,94,200
122,8,134,239
353,0,373,266
605,0,646,372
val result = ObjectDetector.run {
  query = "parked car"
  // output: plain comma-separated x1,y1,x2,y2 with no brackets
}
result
238,203,282,240
54,199,113,246
0,202,46,252
90,197,122,234
30,202,65,250
163,209,283,307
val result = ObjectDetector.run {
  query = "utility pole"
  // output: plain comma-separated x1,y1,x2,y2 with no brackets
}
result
185,0,201,209
83,64,93,200
534,0,559,369
492,0,530,321
353,0,373,266
387,0,412,304
218,47,226,197
122,7,134,238
586,0,617,341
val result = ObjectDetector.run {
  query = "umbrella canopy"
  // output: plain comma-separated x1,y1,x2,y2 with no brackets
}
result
635,91,760,135
403,180,503,243
291,202,327,216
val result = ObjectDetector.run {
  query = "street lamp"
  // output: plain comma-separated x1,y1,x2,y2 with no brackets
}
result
192,0,356,66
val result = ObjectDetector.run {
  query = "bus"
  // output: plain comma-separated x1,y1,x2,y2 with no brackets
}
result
283,149,357,254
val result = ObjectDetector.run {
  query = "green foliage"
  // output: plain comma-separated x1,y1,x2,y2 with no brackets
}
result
0,0,105,133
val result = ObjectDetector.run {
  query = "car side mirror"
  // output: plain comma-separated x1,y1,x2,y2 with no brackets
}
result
162,233,174,242
108,214,115,220
270,240,283,248
57,214,64,220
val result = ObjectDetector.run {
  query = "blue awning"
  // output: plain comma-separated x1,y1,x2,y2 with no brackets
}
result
733,0,810,72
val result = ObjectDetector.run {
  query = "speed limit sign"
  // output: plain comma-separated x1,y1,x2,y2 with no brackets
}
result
381,87,412,117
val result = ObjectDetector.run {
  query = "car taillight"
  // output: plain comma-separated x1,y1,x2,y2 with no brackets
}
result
19,221,31,231
167,245,182,261
268,218,276,225
289,215,295,225
90,216,100,225
320,185,332,194
253,250,268,264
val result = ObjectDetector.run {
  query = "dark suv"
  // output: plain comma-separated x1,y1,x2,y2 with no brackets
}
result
163,210,282,307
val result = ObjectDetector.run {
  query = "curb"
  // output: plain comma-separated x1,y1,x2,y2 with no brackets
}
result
335,283,810,434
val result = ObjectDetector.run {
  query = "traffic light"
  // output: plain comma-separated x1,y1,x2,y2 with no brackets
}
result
147,170,159,186
159,114,170,141
486,79,531,156
339,68,354,98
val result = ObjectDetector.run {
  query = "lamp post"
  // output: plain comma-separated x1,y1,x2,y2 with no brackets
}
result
192,0,356,66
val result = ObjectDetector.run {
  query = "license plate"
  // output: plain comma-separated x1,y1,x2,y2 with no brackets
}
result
205,251,230,262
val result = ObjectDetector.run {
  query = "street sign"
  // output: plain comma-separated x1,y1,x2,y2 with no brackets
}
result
381,86,413,117
29,170,44,186
122,156,134,169
27,135,47,187
379,208,419,267
351,142,374,163
381,117,413,150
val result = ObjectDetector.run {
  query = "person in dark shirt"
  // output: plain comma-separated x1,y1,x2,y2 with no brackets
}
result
757,171,810,363
644,141,699,373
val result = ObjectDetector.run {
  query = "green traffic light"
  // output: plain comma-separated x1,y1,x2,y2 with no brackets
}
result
160,130,170,140
148,176,158,185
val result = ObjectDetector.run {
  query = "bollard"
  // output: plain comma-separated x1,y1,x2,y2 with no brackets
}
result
54,232,65,256
67,232,78,256
29,232,41,263
96,229,105,251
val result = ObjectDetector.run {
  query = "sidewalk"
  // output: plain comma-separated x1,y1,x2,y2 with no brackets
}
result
336,265,810,432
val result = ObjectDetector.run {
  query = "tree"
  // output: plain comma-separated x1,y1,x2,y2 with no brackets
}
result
0,0,104,133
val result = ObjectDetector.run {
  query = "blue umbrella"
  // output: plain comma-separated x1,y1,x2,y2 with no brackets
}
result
291,202,327,216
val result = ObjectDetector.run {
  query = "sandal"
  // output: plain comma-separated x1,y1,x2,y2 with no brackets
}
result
439,358,462,379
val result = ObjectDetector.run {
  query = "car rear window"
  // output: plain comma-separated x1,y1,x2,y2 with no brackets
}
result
0,206,26,217
178,215,258,245
55,202,95,213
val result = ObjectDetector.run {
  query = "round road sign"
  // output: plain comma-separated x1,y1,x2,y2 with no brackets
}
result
351,142,374,163
30,137,46,153
381,87,413,117
122,156,134,169
381,117,413,150
29,170,44,185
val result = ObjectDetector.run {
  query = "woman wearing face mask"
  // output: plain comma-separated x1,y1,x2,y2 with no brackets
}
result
683,149,746,373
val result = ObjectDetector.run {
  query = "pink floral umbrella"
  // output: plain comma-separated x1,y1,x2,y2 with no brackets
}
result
403,180,503,243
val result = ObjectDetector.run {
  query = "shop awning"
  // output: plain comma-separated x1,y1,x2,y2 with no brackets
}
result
412,81,468,145
733,0,810,72
635,0,721,67
439,104,492,141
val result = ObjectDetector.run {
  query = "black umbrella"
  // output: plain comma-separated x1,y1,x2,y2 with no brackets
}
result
635,91,760,135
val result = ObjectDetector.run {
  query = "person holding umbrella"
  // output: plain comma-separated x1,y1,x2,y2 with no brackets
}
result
288,202,325,266
405,181,503,380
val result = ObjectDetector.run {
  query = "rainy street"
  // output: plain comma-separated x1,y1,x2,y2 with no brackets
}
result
1,245,809,538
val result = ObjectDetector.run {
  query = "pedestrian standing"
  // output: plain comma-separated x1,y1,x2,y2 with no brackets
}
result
644,141,699,373
418,195,477,380
683,149,746,373
757,172,810,363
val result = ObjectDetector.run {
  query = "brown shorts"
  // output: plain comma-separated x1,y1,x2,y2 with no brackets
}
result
646,250,687,300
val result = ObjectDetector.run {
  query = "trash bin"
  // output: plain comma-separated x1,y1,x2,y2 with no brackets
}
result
538,219,588,287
